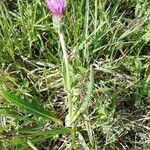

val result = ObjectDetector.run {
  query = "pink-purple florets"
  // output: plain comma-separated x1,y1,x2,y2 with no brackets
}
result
46,0,66,16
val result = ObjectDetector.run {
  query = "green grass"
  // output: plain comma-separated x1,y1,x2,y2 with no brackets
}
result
0,0,150,149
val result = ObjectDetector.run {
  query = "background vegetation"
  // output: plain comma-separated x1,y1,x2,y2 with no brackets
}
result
0,0,150,149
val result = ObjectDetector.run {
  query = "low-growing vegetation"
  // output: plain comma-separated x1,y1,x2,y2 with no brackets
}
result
0,0,150,149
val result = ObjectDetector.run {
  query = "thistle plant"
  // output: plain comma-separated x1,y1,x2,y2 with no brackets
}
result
46,0,72,126
46,0,66,30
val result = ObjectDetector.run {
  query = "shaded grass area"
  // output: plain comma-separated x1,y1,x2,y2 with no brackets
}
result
0,0,150,149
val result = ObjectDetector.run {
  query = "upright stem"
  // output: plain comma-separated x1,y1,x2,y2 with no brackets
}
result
94,0,98,31
84,0,89,63
59,32,71,90
58,31,72,124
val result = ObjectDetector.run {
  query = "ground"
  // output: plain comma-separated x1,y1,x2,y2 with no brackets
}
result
0,0,150,149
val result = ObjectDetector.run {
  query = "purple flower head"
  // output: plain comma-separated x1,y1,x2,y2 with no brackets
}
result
46,0,66,16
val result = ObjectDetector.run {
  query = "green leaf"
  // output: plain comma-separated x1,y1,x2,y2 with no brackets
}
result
71,66,94,123
0,89,62,124
15,127,71,149
20,127,71,137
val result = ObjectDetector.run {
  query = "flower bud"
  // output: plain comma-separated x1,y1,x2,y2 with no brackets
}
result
46,0,66,30
46,0,66,16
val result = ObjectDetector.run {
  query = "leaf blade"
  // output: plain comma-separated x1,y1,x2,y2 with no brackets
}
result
0,89,62,124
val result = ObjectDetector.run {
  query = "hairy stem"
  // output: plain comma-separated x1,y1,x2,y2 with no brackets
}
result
58,31,72,123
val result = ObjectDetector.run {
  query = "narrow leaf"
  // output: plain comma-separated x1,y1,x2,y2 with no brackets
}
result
0,89,62,124
20,127,71,137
